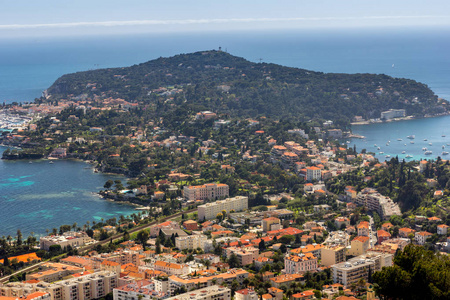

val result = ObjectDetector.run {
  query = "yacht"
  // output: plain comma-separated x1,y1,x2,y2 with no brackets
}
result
422,147,427,151
407,135,415,139
346,141,350,144
374,144,378,147
406,154,413,158
429,142,432,146
397,138,403,141
377,147,381,150
401,151,406,154
424,151,433,155
443,145,445,149
442,135,446,137
442,151,449,155
379,152,384,154
49,161,54,164
386,142,389,146
424,139,428,141
385,155,391,158
410,141,415,144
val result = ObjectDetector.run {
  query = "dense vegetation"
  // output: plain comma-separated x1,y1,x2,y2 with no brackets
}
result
46,50,446,124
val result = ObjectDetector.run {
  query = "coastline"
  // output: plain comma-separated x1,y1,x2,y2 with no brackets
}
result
350,112,450,127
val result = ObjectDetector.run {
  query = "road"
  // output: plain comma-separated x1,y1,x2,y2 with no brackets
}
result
0,208,196,284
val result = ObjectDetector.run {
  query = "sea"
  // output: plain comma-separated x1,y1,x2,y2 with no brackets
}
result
1,27,450,237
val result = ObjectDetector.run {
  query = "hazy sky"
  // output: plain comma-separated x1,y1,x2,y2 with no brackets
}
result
1,0,450,37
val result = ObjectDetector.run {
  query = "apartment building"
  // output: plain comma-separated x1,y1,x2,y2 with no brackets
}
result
11,271,119,300
290,244,323,260
26,263,83,283
225,247,259,266
415,231,433,245
347,236,370,256
175,235,207,251
355,188,401,219
284,253,317,274
235,288,259,300
321,245,346,267
356,221,370,237
150,221,180,237
154,261,189,276
183,184,229,201
39,232,93,251
113,280,168,300
198,196,248,221
168,269,248,295
262,217,281,232
332,257,375,286
0,291,50,300
165,285,230,300
306,167,321,182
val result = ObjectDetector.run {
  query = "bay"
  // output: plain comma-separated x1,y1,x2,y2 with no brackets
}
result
0,145,137,238
350,114,450,162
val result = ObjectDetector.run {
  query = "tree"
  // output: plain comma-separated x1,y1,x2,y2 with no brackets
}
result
104,180,114,189
228,253,240,268
258,239,266,251
136,230,150,250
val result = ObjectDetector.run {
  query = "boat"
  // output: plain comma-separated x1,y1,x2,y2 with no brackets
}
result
402,151,406,154
442,151,449,155
424,139,427,141
406,154,413,158
29,161,32,164
407,135,415,139
422,147,427,151
346,141,350,144
385,155,391,158
379,152,384,154
377,147,381,150
442,135,446,137
386,143,389,146
443,145,445,149
410,141,415,144
397,138,403,141
404,144,407,146
374,144,377,147
447,143,450,146
49,161,54,164
424,151,433,155
429,142,432,146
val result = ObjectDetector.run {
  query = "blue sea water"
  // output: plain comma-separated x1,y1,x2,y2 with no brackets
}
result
0,145,137,238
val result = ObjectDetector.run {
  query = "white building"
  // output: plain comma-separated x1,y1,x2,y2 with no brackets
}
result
165,286,230,300
198,196,248,221
39,232,93,251
355,188,401,219
175,235,207,251
284,253,318,274
306,167,322,182
235,288,259,300
381,109,406,120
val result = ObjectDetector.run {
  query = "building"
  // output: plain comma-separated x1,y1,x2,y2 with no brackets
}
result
398,227,415,239
154,261,189,276
284,253,317,274
381,109,406,120
183,220,198,231
184,184,229,201
291,290,315,300
175,235,207,250
327,129,343,139
306,167,321,182
356,221,370,237
437,224,449,235
26,263,83,283
235,288,259,300
269,274,303,289
262,217,281,232
39,232,93,251
150,221,180,237
321,245,346,267
335,217,350,229
165,285,230,300
415,231,433,245
376,230,391,244
332,257,375,286
290,244,323,260
225,247,259,266
348,236,370,256
113,280,167,300
198,196,248,221
355,188,401,219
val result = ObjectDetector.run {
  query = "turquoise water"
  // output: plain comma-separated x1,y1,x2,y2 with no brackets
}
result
0,145,137,238
350,114,450,162
0,28,449,103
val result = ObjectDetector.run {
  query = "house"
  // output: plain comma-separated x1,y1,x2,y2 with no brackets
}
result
437,224,449,235
348,236,370,256
291,290,315,300
381,222,394,232
399,227,415,238
377,230,391,244
335,217,350,229
235,288,259,300
415,231,433,245
357,221,370,237
183,220,198,231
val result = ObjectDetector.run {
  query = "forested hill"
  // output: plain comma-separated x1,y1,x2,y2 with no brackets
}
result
46,50,447,123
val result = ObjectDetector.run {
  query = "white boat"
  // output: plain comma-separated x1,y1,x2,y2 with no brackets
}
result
379,152,384,154
406,154,413,158
402,151,406,154
397,138,403,141
404,144,407,146
386,143,389,146
443,145,445,149
410,141,415,144
385,155,391,158
346,141,350,144
424,139,427,141
407,135,415,139
374,144,378,147
377,147,381,150
424,151,433,155
442,135,446,137
422,147,427,151
442,151,449,155
429,142,432,146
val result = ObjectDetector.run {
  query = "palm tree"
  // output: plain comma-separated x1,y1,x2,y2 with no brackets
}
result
72,223,77,231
